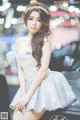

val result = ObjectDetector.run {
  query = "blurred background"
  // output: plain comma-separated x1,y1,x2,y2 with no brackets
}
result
0,0,80,119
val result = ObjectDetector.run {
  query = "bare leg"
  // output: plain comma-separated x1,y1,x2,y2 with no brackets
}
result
13,110,24,120
24,109,46,120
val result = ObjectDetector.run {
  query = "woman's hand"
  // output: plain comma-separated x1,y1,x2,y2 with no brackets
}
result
15,95,29,111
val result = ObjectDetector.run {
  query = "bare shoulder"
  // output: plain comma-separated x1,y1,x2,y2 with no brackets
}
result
15,37,27,52
43,36,51,46
16,37,26,45
42,36,51,53
16,36,28,47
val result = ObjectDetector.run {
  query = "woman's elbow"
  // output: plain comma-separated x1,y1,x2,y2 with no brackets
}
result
40,66,48,75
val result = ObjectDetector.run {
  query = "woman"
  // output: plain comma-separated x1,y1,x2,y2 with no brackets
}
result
10,0,76,120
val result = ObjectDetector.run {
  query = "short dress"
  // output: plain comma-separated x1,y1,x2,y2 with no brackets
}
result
10,52,76,113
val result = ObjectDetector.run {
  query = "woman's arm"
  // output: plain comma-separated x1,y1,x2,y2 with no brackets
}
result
25,37,51,101
16,39,26,96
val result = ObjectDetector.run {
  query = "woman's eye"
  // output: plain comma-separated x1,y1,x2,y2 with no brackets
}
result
29,18,33,20
38,19,41,22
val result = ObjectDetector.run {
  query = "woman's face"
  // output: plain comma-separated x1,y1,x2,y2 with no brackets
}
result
26,11,42,35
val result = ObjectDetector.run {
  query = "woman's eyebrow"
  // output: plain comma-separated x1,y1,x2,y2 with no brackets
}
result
29,16,40,19
29,16,34,18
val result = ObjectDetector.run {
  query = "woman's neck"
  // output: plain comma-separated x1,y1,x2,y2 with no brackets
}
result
28,33,33,40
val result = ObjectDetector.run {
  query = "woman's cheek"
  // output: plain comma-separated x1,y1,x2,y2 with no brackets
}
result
26,21,30,27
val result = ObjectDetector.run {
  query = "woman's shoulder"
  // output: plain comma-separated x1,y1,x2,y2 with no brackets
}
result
16,37,27,43
42,36,51,52
16,36,27,44
44,36,51,45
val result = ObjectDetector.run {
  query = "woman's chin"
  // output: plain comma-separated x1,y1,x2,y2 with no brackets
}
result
30,31,38,35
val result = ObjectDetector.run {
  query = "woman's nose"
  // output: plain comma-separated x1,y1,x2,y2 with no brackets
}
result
32,20,36,25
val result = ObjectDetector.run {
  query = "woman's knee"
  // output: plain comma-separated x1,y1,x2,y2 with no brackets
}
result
24,110,46,120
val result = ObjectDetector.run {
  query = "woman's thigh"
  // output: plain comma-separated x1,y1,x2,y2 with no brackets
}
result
13,110,24,120
24,109,46,120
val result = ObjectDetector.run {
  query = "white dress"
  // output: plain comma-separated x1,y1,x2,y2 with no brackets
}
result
10,51,76,113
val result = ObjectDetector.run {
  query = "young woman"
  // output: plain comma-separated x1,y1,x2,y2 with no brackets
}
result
10,0,76,120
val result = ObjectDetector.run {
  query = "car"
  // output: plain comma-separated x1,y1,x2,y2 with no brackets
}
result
62,71,80,120
49,40,80,72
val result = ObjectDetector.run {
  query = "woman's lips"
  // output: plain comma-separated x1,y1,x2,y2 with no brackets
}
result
30,27,37,29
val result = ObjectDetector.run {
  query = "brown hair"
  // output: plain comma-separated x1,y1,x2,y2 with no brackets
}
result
23,2,51,67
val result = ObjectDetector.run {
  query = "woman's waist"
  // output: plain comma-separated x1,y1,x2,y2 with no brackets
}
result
23,67,39,79
24,68,51,81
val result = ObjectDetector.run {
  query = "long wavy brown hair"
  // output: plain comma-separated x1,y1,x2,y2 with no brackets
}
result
23,2,51,67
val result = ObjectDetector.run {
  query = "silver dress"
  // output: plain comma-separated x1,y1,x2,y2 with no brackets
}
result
10,52,76,113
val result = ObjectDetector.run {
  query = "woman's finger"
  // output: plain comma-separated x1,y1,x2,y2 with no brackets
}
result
16,103,24,110
20,104,24,110
14,108,18,112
